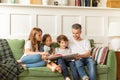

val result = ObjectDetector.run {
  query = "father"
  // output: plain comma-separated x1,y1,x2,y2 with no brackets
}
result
68,23,96,80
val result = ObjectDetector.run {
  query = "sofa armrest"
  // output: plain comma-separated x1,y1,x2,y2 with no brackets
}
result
106,50,116,80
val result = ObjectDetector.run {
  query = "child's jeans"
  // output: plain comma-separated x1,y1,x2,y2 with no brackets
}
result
65,60,79,80
57,58,79,80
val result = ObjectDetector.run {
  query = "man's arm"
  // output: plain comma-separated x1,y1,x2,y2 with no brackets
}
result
79,39,91,58
76,50,91,59
79,50,91,58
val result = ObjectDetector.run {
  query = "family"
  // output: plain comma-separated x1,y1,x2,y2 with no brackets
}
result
17,23,96,80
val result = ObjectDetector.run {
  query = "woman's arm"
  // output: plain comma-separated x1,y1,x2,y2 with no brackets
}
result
25,48,48,55
24,40,49,56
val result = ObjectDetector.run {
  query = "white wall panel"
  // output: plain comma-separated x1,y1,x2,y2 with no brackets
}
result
107,16,120,47
62,16,80,36
11,14,31,38
109,16,120,23
86,16,104,36
37,15,57,37
0,14,9,36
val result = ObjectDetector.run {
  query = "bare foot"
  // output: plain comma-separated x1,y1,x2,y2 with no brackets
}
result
21,64,26,69
55,65,62,73
17,60,21,63
65,77,71,80
51,67,56,72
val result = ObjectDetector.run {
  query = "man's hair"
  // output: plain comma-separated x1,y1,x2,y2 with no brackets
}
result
72,23,82,30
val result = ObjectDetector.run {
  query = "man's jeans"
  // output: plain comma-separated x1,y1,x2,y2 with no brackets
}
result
57,58,79,80
21,54,46,68
75,57,96,80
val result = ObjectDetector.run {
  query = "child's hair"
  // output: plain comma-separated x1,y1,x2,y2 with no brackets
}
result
28,27,42,51
57,34,68,43
42,34,54,54
42,34,52,45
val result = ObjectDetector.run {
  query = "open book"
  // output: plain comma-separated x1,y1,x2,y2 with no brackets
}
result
62,53,78,59
48,53,78,60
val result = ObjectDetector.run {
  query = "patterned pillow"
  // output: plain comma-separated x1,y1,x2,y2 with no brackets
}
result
91,47,109,64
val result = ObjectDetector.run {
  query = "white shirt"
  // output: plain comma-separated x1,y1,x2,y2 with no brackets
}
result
69,38,91,55
20,40,33,59
44,45,50,52
55,48,71,54
55,47,75,61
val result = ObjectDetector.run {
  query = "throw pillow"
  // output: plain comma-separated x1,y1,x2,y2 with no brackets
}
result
7,39,25,60
91,47,109,64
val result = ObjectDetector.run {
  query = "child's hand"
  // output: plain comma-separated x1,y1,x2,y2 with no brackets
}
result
42,55,48,60
45,52,50,56
42,52,49,56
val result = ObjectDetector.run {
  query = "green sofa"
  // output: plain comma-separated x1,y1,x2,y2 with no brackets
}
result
7,39,117,80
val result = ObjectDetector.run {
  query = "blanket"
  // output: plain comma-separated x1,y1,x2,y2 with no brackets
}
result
0,39,24,80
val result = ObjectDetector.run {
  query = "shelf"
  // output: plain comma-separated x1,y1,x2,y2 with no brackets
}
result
0,3,120,11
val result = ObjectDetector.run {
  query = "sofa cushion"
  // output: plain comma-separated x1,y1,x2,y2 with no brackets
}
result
19,67,62,77
96,65,109,74
91,47,109,64
19,65,109,77
7,39,25,60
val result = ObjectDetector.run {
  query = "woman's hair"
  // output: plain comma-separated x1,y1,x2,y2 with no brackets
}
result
72,23,82,31
28,27,42,51
42,34,51,44
57,34,68,43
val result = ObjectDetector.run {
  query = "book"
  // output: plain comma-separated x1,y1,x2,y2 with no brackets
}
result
30,0,42,4
75,0,81,6
69,0,76,6
92,0,98,7
48,54,62,60
48,53,78,60
107,1,120,8
85,0,90,6
90,0,93,7
62,53,78,59
81,0,85,6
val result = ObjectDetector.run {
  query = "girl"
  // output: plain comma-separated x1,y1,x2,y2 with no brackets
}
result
55,34,79,80
39,34,61,73
17,27,48,68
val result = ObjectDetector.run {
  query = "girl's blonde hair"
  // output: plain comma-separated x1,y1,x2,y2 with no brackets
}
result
28,27,42,51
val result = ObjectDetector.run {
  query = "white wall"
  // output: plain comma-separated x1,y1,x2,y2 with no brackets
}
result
0,4,120,47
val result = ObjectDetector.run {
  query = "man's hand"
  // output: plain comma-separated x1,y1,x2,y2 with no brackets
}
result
75,54,81,59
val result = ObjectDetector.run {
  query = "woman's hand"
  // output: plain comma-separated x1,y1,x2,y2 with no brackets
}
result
42,52,50,57
42,55,48,61
40,52,49,61
43,52,49,56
